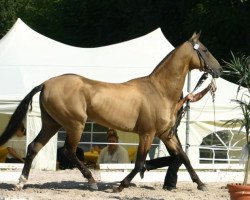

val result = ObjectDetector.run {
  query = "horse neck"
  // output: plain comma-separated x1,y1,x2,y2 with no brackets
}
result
149,45,191,100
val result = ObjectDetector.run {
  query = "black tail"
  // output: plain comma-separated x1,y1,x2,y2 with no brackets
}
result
0,84,44,145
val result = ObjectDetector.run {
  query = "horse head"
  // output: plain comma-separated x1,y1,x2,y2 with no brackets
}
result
188,32,222,78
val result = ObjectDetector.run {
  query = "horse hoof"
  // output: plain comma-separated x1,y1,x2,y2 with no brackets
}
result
140,167,146,179
89,183,98,190
140,171,144,179
14,183,24,191
113,186,122,193
15,175,27,190
197,184,208,191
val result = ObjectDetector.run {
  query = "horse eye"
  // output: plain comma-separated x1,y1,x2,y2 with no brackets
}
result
203,49,208,53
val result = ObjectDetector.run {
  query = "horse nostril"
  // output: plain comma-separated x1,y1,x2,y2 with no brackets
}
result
214,68,222,78
218,67,223,75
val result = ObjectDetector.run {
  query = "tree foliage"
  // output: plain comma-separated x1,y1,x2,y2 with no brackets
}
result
224,53,250,185
0,0,28,38
0,0,249,63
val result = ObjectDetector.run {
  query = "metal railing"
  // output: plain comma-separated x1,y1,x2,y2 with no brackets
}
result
57,121,245,170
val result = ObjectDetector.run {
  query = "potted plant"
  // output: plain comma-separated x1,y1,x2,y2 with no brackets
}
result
223,52,250,200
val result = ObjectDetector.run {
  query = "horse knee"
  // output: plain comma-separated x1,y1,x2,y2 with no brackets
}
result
26,142,39,160
63,146,77,162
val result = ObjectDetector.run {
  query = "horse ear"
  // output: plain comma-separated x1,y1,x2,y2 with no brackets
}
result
189,31,201,43
196,30,202,39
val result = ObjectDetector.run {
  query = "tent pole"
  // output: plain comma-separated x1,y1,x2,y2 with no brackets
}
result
185,71,191,155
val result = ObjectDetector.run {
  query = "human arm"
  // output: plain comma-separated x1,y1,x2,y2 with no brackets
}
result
7,147,25,163
189,81,216,103
176,81,216,111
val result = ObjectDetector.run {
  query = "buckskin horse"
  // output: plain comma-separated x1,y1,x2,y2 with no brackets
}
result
0,32,221,192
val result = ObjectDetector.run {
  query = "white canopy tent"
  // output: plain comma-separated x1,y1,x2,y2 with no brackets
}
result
0,18,173,170
0,18,242,170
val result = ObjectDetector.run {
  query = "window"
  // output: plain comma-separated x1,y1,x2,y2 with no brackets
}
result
57,121,108,152
199,130,245,164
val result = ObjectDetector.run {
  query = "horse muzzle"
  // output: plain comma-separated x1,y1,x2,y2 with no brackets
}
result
207,65,222,78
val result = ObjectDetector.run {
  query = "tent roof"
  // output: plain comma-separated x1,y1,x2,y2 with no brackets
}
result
0,18,242,120
0,18,173,99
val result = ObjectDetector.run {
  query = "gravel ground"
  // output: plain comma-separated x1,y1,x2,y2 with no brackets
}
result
0,169,230,200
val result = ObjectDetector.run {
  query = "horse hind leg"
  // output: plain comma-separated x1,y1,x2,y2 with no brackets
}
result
16,120,61,190
64,128,98,190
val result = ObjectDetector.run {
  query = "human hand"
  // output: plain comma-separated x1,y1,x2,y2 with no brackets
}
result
209,81,217,92
7,147,16,154
186,93,194,101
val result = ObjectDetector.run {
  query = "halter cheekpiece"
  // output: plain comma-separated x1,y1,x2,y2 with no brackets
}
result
190,41,212,75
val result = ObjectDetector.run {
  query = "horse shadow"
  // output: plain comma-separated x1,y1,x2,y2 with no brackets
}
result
0,182,16,190
0,181,155,192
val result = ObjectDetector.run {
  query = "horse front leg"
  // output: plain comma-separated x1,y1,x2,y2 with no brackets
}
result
113,133,154,192
179,148,207,191
160,134,207,191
